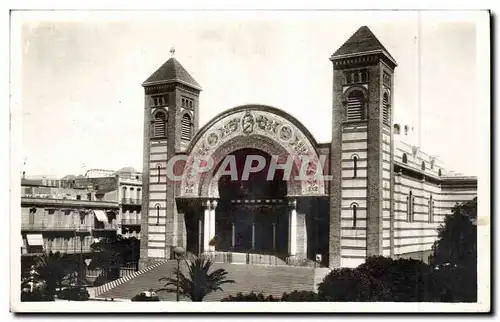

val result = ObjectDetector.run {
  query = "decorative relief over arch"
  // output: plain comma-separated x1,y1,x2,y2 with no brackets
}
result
180,108,325,197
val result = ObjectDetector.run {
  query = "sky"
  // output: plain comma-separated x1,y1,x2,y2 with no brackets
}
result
16,11,484,178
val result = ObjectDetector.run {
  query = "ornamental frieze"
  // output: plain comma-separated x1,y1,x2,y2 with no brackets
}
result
217,118,240,139
256,114,281,135
182,109,325,197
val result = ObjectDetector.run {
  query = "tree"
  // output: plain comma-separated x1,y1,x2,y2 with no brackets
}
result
429,198,477,302
430,197,477,268
89,235,140,280
157,255,235,302
31,251,76,297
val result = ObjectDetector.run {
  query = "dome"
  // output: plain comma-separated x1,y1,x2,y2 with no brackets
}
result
117,166,138,173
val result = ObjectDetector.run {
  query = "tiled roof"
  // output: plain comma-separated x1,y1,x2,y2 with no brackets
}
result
142,57,201,89
331,26,396,63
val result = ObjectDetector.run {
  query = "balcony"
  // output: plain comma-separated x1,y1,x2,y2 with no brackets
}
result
21,223,85,231
92,222,119,231
21,245,94,255
121,198,141,205
21,223,118,233
21,197,119,209
121,218,141,225
46,245,93,254
21,246,43,256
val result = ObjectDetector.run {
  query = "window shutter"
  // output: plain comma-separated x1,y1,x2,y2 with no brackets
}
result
346,91,364,121
181,114,192,141
382,93,390,125
153,112,166,137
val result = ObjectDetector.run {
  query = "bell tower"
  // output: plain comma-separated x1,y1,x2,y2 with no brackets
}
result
329,26,397,268
140,49,202,268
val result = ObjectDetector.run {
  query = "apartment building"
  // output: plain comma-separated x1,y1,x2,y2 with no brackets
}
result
20,168,143,268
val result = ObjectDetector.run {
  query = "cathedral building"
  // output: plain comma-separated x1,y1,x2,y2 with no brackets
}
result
139,26,477,270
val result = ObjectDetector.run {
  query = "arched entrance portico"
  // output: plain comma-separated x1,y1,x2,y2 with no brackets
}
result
215,148,289,254
177,105,327,264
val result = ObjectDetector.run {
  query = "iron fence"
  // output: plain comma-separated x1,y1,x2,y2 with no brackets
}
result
197,251,321,268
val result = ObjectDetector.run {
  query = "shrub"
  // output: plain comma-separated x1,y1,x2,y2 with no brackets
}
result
21,288,54,302
318,267,391,301
357,256,433,302
427,265,477,302
281,290,320,302
221,292,280,302
57,286,90,301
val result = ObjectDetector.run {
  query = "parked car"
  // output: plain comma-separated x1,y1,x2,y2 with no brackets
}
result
57,286,90,301
131,289,160,301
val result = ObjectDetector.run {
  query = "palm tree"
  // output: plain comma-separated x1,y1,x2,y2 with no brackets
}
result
157,255,235,302
32,251,76,297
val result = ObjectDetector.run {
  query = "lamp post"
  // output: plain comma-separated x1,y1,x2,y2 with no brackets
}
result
79,234,84,286
172,246,185,302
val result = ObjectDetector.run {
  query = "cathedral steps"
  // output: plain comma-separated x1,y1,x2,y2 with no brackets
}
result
96,259,317,301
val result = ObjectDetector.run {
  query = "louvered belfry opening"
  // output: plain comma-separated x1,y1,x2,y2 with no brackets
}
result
382,92,390,125
153,111,167,137
181,113,192,141
346,90,365,121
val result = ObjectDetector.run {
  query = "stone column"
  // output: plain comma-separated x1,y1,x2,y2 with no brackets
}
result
231,222,236,248
209,200,217,252
203,200,211,252
288,198,297,256
251,222,256,250
272,223,277,250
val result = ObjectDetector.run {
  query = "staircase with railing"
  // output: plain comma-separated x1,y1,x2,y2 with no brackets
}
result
96,253,318,301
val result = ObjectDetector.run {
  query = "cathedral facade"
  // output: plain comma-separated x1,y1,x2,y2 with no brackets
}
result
139,26,477,269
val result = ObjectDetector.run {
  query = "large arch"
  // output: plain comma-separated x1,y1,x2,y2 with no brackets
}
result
179,105,326,198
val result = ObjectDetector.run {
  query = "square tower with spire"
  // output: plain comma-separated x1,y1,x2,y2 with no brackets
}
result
329,26,397,268
140,50,202,267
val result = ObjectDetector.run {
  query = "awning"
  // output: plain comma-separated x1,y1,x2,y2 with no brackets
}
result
93,210,108,222
26,234,44,247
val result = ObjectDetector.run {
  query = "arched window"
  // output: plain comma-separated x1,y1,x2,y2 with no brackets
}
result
421,161,426,171
428,195,434,223
352,155,358,178
407,191,413,222
438,169,442,176
156,164,161,183
402,153,408,164
351,203,359,229
122,186,127,199
153,111,167,137
361,70,369,82
136,188,141,201
411,195,415,222
382,92,390,125
404,125,409,135
181,113,192,141
353,72,360,83
394,124,400,135
345,72,352,84
155,204,161,225
346,90,365,121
